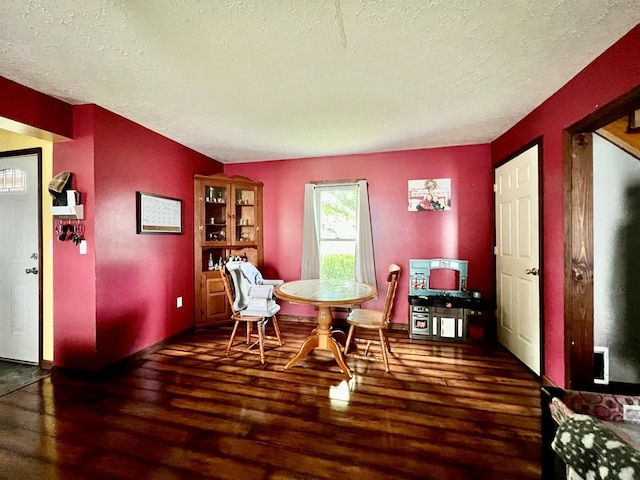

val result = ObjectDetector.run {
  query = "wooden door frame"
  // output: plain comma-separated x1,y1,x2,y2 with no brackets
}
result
564,85,640,389
0,147,43,365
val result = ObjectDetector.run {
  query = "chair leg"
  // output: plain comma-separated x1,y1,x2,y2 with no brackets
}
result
257,321,266,364
383,330,392,353
226,320,241,356
245,322,252,344
344,325,356,354
271,315,284,346
378,328,390,372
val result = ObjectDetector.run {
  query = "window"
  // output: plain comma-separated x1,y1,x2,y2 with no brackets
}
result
301,180,377,289
0,168,26,193
317,185,357,280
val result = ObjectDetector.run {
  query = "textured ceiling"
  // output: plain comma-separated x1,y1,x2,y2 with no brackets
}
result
1,1,639,163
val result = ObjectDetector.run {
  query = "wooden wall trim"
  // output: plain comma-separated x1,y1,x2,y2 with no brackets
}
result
565,133,595,389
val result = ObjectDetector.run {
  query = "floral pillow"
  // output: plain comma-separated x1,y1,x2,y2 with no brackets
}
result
564,391,640,421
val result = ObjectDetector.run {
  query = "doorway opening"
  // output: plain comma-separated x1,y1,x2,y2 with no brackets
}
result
565,85,640,390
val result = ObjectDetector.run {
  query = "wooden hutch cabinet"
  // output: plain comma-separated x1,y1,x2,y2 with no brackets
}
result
194,173,264,328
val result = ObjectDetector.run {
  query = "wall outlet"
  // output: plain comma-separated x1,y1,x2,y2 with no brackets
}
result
176,296,182,308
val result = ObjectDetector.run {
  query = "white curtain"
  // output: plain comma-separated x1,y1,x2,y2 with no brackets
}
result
301,183,320,279
355,180,377,289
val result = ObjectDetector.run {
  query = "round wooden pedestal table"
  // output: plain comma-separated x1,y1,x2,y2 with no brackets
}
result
275,279,377,378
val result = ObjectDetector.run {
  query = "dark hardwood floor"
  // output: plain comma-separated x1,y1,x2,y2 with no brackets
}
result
0,319,541,479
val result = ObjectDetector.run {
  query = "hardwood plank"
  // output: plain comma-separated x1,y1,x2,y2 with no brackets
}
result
0,319,541,479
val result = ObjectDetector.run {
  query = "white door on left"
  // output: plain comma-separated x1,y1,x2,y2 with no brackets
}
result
0,152,39,363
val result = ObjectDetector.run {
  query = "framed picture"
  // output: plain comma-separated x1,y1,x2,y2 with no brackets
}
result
136,192,182,234
408,178,452,212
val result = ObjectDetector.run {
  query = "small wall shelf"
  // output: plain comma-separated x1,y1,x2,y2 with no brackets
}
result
51,204,84,220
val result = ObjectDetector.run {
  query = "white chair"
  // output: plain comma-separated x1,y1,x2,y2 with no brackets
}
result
222,261,283,364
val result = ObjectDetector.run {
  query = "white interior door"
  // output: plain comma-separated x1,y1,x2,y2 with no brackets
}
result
0,152,40,363
495,145,541,374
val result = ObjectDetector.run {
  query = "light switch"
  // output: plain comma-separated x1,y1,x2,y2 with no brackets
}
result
79,240,87,255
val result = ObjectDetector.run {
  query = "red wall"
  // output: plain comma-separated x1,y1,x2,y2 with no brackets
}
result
491,24,640,387
51,107,99,368
53,104,222,370
0,76,73,138
225,145,493,322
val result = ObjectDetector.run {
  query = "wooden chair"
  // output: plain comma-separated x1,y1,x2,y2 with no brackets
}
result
221,264,283,364
344,264,401,372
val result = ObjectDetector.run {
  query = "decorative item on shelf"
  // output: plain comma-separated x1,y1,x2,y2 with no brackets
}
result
208,253,214,271
48,171,73,206
49,171,85,219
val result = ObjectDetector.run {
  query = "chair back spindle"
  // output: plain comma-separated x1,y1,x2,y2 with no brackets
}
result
381,264,401,325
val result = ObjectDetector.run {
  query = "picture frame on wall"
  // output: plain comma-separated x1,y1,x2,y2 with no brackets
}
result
408,178,451,212
136,191,182,234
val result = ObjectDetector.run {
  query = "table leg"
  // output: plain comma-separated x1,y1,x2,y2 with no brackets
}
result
285,306,353,378
285,335,319,370
326,336,352,378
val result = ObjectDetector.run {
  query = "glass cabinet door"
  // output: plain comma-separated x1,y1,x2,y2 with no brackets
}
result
203,183,228,244
233,185,256,245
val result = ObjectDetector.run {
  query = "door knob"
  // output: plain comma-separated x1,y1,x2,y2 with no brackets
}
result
25,267,39,275
525,267,539,276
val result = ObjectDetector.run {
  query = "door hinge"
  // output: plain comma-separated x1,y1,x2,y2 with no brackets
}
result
493,184,497,193
494,246,498,255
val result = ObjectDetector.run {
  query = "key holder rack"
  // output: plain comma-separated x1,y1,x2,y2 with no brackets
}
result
55,219,85,245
